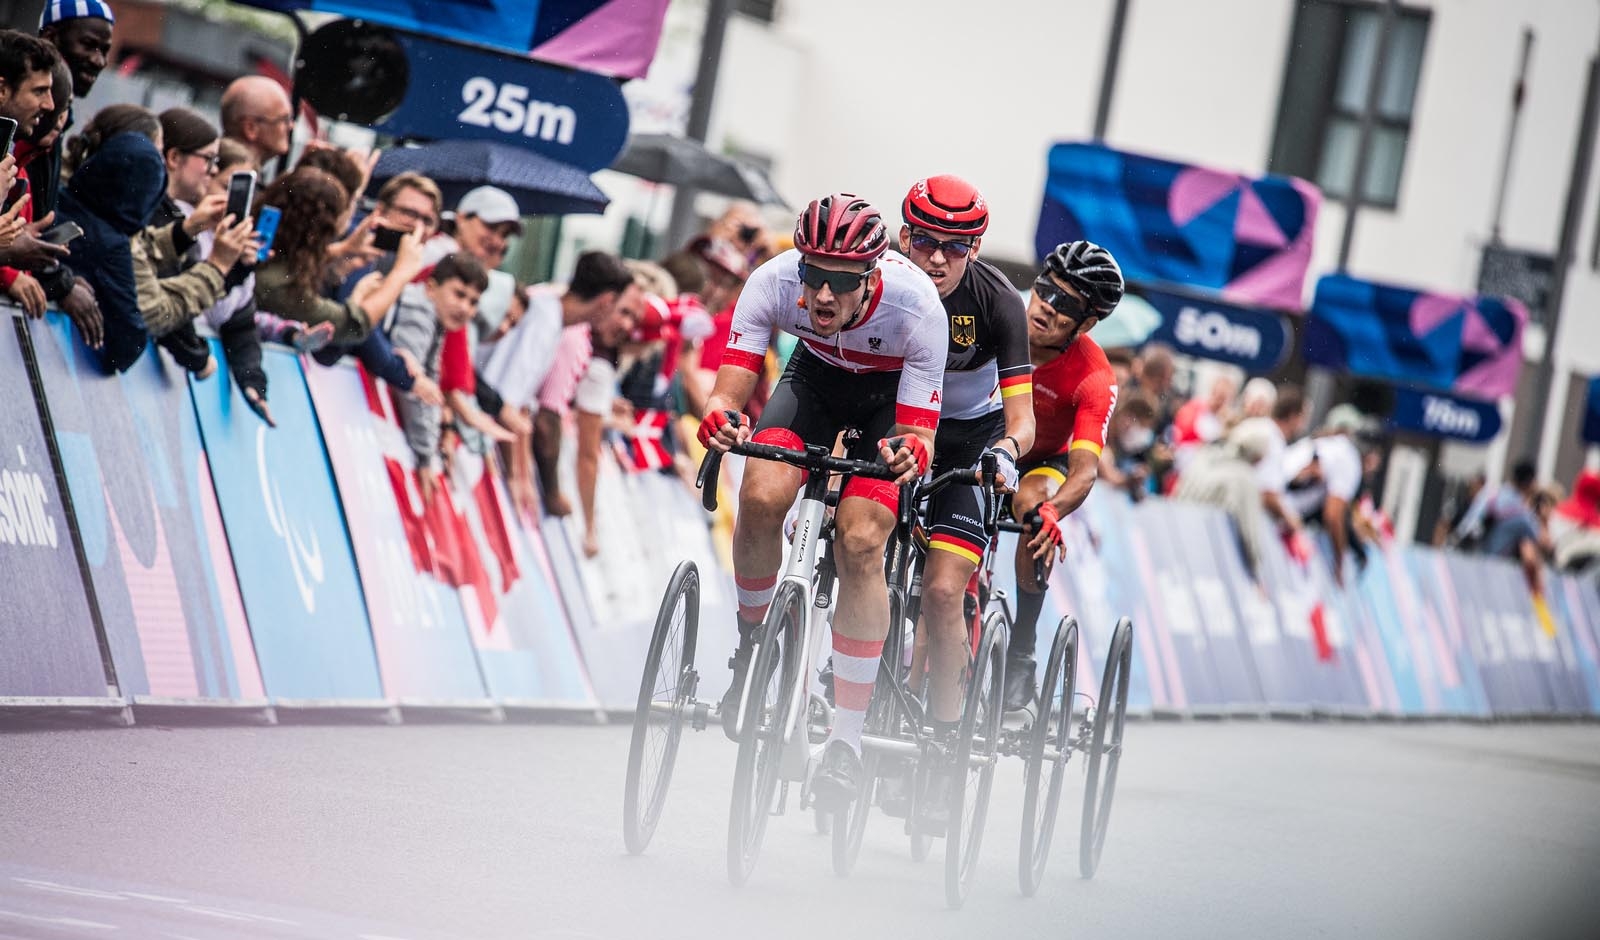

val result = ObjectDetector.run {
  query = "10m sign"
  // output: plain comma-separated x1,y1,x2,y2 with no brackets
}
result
458,77,577,144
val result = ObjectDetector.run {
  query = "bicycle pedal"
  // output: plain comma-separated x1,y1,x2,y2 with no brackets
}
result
691,701,711,731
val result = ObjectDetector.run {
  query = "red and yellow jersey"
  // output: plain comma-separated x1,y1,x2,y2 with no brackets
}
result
1023,335,1117,461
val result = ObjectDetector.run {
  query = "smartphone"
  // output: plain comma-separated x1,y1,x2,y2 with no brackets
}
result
0,116,16,156
254,205,282,262
225,170,258,223
371,225,406,252
39,220,83,245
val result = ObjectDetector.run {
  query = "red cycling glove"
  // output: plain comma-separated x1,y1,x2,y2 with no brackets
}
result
880,435,930,477
1030,500,1063,548
698,409,748,447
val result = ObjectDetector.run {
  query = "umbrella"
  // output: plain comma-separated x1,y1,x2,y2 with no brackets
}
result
611,133,788,208
370,140,610,216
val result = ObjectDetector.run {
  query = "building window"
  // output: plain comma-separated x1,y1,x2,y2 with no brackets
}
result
737,0,779,24
1268,1,1430,208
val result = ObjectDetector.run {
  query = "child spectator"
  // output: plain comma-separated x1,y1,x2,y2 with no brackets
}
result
385,251,489,502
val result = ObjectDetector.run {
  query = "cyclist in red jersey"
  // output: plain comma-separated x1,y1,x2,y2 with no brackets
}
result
699,193,948,807
1005,241,1125,711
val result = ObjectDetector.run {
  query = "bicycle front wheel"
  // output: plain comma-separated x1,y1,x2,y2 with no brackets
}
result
1079,617,1133,879
945,610,1006,909
1019,615,1078,895
623,560,699,855
727,581,804,886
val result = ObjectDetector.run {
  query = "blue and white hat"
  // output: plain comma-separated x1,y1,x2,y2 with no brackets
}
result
39,0,116,30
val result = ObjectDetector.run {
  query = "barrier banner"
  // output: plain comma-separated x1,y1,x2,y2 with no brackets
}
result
553,445,734,709
1048,490,1157,711
1180,505,1267,708
1353,550,1435,715
26,317,264,702
1436,554,1541,714
1531,577,1595,715
1252,521,1367,709
190,344,384,700
1399,550,1492,716
0,316,107,698
303,364,489,702
1126,500,1233,707
1554,575,1600,713
444,449,599,708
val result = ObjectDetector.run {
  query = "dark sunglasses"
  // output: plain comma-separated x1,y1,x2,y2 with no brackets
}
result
908,232,975,258
798,261,870,294
1033,274,1091,322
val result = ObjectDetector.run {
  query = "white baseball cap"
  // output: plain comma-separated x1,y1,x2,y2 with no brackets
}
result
455,186,524,233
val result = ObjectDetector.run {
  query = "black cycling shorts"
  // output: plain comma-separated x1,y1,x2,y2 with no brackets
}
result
1018,452,1073,487
752,345,902,510
925,410,1006,565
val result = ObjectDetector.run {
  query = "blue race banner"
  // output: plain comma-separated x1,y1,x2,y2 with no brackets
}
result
374,32,630,173
1035,142,1321,309
28,316,265,702
189,344,384,701
1305,274,1526,400
241,0,542,55
1387,387,1502,443
1138,284,1291,373
0,315,108,698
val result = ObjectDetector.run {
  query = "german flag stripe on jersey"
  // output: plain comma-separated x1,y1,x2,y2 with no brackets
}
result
929,532,984,565
999,374,1033,399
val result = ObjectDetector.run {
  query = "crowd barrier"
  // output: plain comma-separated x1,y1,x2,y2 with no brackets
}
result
2,308,1597,722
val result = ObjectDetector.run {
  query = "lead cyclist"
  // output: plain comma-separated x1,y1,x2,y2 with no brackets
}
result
698,193,949,809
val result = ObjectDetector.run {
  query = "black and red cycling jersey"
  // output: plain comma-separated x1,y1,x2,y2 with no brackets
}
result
936,258,1032,422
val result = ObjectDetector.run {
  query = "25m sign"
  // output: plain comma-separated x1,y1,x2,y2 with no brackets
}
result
376,33,629,172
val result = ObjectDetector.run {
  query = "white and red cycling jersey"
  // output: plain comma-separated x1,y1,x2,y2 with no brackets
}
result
721,248,949,429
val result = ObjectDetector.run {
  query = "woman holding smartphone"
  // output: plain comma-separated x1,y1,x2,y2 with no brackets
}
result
252,165,424,345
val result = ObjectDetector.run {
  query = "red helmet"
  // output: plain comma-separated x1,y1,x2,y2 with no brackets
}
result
902,174,988,236
793,193,887,263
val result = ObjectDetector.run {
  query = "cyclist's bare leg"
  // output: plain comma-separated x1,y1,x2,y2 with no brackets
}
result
922,547,980,724
1007,473,1058,709
824,495,896,750
731,458,804,624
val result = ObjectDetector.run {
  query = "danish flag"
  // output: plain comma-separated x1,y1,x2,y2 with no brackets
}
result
628,409,672,472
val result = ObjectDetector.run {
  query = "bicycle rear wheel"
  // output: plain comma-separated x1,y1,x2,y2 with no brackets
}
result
727,581,804,886
1079,617,1133,879
832,591,906,876
945,610,1005,909
623,560,699,855
1019,616,1078,895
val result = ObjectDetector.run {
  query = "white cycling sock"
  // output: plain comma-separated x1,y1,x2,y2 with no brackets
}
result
825,632,883,755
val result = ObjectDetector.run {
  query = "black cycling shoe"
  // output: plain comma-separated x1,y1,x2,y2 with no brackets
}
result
1004,654,1037,713
811,740,863,810
719,639,756,742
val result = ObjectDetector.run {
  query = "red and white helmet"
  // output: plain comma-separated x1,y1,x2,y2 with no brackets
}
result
793,193,887,263
902,174,988,236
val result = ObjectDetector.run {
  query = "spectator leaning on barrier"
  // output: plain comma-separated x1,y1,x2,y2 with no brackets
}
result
54,114,173,373
1281,403,1376,586
569,267,645,557
132,107,258,380
1257,383,1309,544
1170,370,1238,475
0,33,76,317
480,250,635,520
1452,457,1537,552
254,167,423,345
1552,469,1600,573
219,75,293,171
1483,481,1561,598
386,251,489,503
34,0,113,216
1175,416,1280,579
